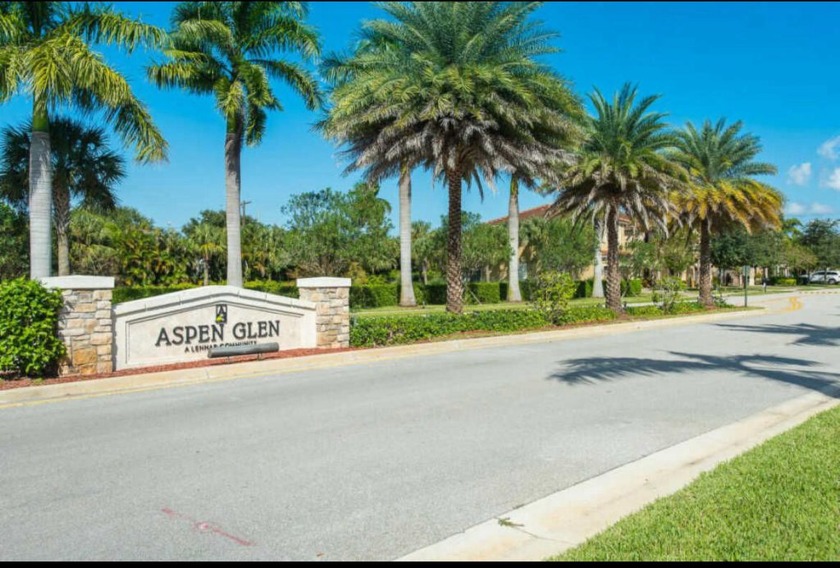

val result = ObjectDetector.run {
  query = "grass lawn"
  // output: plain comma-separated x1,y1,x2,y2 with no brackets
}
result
551,404,840,561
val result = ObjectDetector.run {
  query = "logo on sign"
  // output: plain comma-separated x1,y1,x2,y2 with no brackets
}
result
215,304,228,324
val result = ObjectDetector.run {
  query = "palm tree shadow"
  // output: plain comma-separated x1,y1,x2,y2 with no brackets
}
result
715,322,840,347
550,351,840,398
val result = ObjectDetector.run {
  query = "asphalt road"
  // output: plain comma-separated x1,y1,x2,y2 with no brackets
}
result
1,294,838,561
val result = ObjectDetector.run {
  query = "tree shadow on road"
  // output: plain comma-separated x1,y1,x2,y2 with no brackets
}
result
714,323,840,347
548,351,840,398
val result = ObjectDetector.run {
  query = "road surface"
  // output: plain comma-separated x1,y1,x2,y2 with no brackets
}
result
1,293,838,560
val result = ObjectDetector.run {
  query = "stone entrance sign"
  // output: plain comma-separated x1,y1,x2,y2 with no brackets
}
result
113,286,317,370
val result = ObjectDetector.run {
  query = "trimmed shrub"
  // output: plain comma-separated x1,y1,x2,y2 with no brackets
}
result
564,304,617,324
467,282,501,304
575,280,593,299
350,309,550,347
112,283,197,304
245,281,299,298
769,277,797,286
423,283,447,305
0,278,66,377
350,284,399,309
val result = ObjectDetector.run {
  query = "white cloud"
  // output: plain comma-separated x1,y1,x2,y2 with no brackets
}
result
810,202,834,215
784,201,834,216
786,162,811,186
825,167,840,190
818,136,840,160
785,202,806,215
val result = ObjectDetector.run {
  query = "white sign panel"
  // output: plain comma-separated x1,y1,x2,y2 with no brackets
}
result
113,286,317,370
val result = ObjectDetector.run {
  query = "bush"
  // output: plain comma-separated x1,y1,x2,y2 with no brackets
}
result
769,277,796,286
563,305,617,324
0,278,66,377
530,271,577,325
350,284,398,309
245,281,299,298
575,279,594,299
622,278,644,297
467,282,501,304
423,283,447,305
350,309,550,347
112,283,197,304
651,277,686,313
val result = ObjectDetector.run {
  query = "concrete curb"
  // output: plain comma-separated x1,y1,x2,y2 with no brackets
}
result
398,388,840,561
0,305,771,408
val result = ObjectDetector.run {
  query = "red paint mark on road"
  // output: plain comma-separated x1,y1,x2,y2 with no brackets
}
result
161,508,255,547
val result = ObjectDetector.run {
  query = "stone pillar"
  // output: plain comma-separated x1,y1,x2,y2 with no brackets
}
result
41,276,115,376
296,277,351,349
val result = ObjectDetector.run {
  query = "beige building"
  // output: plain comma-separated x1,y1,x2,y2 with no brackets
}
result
485,205,639,281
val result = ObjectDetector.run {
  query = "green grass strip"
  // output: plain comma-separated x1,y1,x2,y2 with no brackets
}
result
551,404,840,561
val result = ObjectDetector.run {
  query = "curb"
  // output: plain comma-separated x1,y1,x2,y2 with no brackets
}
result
398,388,840,561
0,306,769,408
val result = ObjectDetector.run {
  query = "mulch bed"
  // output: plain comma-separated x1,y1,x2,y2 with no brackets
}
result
0,346,356,391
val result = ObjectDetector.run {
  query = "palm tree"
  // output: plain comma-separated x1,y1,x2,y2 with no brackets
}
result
320,2,582,314
187,222,225,286
548,84,686,313
0,118,126,276
671,119,783,307
321,32,418,307
0,2,167,279
148,1,322,288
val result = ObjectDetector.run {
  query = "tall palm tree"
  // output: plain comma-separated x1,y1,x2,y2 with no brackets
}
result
320,2,582,314
321,32,418,306
671,119,783,307
548,84,686,313
0,118,126,276
148,1,322,288
0,2,167,279
506,173,540,302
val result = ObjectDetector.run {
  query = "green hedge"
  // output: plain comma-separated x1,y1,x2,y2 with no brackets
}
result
467,282,501,304
0,278,66,377
113,283,198,304
112,278,645,308
245,281,299,298
350,301,720,348
350,284,398,309
350,309,550,347
768,277,797,286
113,281,299,304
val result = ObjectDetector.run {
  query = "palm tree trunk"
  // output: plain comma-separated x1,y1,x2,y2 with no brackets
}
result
507,177,522,302
54,180,71,276
592,217,605,298
398,163,416,306
225,118,243,288
203,256,210,286
446,168,463,315
605,207,622,313
699,219,713,307
29,104,52,279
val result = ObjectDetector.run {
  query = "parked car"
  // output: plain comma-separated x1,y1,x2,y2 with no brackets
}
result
808,270,840,284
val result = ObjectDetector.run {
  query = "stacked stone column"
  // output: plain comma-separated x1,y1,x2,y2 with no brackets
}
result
41,276,115,376
296,277,351,348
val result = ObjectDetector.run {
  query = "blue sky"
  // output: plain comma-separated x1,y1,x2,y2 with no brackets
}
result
3,1,840,232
